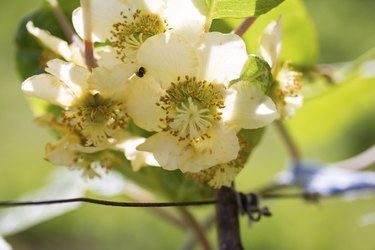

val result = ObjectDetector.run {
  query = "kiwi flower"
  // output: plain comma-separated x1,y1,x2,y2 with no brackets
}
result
126,32,277,173
259,17,303,120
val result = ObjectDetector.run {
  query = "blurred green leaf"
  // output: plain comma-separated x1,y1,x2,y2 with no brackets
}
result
207,0,284,19
15,0,79,80
246,0,317,69
230,55,273,94
288,74,375,151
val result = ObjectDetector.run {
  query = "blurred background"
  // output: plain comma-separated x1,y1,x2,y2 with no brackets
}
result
0,0,375,249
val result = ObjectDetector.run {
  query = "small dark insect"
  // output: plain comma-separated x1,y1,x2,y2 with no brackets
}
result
136,66,146,77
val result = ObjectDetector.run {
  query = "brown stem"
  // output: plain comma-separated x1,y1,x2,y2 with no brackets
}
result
81,0,97,70
47,0,84,51
275,121,301,165
234,17,257,36
216,187,243,250
178,207,212,250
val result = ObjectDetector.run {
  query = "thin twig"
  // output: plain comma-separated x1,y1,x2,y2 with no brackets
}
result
0,197,217,208
178,207,213,250
332,145,375,170
47,0,83,51
275,121,301,165
181,213,215,250
81,0,97,70
124,191,187,230
234,17,257,36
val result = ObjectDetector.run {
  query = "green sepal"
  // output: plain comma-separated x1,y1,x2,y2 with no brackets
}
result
230,55,273,94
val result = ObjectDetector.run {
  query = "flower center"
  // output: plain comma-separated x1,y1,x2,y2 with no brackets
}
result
111,10,167,63
159,76,225,140
62,94,128,147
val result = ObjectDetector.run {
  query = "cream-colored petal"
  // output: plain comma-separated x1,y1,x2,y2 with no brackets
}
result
137,33,199,89
26,21,73,61
72,0,130,42
128,0,165,14
137,132,192,171
279,95,303,120
22,74,76,107
186,125,239,172
45,137,78,166
89,63,135,101
95,46,123,69
259,17,282,69
196,32,248,84
45,59,90,97
225,81,277,129
126,75,166,131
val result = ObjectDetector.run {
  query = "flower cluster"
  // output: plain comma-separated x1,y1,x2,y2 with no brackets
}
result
21,0,300,188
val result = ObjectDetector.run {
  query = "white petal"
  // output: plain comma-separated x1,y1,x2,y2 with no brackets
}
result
137,132,192,171
118,137,159,171
259,17,282,69
26,21,73,61
72,0,130,42
137,33,199,89
196,32,248,84
186,125,240,172
89,63,135,101
138,127,239,173
0,237,11,250
45,59,90,97
163,0,206,43
126,75,166,131
225,82,277,129
22,74,76,107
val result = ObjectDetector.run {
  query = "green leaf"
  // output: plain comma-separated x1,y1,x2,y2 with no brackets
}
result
116,153,214,201
15,0,79,80
230,55,273,94
207,0,284,19
213,0,318,69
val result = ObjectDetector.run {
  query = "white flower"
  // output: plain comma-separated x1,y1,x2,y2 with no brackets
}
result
72,0,206,64
259,17,303,120
126,32,277,172
22,59,134,148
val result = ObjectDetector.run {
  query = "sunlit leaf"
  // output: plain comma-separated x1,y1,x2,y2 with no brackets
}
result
212,0,318,69
207,0,284,19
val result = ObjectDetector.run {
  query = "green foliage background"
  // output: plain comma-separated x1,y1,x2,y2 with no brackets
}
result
0,0,375,249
